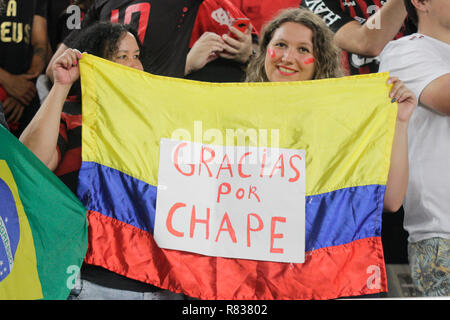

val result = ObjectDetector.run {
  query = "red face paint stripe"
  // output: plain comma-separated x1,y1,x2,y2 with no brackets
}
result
267,47,276,59
303,57,315,65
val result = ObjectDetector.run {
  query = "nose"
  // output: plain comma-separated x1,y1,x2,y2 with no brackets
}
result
281,47,296,63
129,59,144,71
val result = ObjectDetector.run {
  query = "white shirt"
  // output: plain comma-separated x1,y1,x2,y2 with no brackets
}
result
379,33,450,243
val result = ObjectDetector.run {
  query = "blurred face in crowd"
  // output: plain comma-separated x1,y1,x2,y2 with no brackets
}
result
111,32,143,71
264,22,316,82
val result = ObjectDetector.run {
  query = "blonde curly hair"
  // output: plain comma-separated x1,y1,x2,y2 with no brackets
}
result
246,8,343,82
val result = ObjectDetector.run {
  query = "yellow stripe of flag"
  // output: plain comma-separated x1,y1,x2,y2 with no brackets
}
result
80,54,396,196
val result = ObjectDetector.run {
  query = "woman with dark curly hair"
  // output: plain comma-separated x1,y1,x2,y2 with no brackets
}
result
20,22,185,300
246,8,417,215
20,21,144,191
56,21,144,98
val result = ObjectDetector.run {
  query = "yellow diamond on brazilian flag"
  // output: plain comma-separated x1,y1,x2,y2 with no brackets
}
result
0,126,88,299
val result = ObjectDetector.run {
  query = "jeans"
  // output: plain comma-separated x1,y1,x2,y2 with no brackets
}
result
68,278,186,300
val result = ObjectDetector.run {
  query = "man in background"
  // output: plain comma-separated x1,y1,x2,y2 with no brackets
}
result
379,0,450,296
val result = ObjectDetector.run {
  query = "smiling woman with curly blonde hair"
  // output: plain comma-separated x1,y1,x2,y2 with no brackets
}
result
245,8,343,82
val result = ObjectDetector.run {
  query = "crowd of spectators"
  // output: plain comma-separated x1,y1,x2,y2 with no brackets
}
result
1,0,448,298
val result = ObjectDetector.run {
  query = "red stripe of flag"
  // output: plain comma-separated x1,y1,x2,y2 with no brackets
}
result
84,210,387,300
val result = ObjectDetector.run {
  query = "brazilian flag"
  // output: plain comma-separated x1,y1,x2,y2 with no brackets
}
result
0,126,88,299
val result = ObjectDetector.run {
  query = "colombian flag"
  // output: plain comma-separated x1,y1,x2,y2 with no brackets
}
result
78,54,396,299
0,126,88,299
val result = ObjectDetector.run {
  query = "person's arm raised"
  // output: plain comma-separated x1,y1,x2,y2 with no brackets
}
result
20,49,82,171
384,77,417,212
334,0,407,57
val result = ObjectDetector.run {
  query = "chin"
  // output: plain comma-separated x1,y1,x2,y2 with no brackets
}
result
272,76,301,82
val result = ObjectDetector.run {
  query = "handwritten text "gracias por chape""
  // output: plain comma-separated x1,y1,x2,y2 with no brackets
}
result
164,141,304,254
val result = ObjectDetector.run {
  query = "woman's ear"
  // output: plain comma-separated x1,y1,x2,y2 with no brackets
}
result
411,0,430,13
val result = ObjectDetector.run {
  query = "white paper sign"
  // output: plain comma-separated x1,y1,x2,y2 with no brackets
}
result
154,138,305,263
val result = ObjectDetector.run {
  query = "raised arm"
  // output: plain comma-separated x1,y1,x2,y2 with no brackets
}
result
46,43,69,82
20,49,82,171
334,0,407,57
383,77,417,212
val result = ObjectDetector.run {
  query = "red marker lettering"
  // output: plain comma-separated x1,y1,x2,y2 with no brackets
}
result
247,213,264,247
236,188,245,199
288,154,302,182
215,212,237,243
269,154,285,178
238,152,251,178
248,185,261,202
260,149,267,177
173,142,194,176
217,182,231,203
199,146,215,177
216,153,233,179
190,205,210,240
270,217,286,254
166,202,186,237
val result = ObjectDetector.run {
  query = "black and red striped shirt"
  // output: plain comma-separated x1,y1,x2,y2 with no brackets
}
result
53,97,165,292
300,0,416,75
54,99,82,194
64,0,203,78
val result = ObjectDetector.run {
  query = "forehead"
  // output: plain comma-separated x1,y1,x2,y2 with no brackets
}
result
271,22,313,45
117,32,139,50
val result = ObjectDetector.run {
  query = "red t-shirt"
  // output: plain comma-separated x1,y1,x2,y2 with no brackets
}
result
189,0,258,48
228,0,301,33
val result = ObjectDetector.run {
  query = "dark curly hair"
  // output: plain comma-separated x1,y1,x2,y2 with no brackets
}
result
69,21,142,60
403,0,418,26
67,21,142,96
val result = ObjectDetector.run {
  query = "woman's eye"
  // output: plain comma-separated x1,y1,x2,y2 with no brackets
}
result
274,42,286,48
116,55,127,60
299,47,310,53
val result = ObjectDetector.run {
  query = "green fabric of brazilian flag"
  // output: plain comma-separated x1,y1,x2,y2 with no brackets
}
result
0,126,88,300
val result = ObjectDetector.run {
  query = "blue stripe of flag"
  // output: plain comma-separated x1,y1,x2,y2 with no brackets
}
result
77,161,384,252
